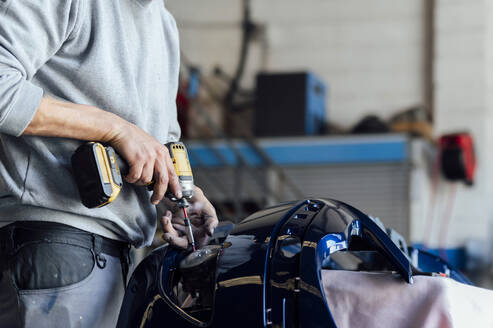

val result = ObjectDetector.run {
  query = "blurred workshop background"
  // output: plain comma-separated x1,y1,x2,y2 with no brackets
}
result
163,0,493,288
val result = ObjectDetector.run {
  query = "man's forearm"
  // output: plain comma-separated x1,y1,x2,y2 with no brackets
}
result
22,96,183,203
23,97,123,142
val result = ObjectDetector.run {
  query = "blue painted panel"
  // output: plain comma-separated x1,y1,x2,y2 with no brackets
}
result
237,145,264,166
218,146,237,165
413,243,467,270
265,142,405,165
305,73,327,135
186,136,408,167
187,146,222,166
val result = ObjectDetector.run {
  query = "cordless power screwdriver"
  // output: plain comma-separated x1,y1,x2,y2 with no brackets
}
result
71,141,196,250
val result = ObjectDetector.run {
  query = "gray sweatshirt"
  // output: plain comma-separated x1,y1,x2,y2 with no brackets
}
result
0,0,181,247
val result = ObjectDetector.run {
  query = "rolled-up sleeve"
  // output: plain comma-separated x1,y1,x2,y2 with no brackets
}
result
0,0,81,136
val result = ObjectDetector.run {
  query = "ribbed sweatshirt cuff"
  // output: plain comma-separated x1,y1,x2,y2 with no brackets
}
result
1,80,43,137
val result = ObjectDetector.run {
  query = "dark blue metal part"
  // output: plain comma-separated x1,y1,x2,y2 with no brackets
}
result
268,200,323,327
263,200,310,327
117,199,471,328
299,202,341,328
409,247,472,285
337,201,413,283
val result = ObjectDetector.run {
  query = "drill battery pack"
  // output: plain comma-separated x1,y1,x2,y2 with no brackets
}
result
71,142,123,208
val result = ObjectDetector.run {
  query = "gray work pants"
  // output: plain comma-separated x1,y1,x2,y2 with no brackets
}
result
0,224,128,328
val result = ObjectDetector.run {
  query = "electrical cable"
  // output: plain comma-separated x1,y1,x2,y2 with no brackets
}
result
225,0,254,113
438,183,458,261
423,153,440,248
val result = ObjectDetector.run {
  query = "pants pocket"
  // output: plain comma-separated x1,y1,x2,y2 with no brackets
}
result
11,242,95,292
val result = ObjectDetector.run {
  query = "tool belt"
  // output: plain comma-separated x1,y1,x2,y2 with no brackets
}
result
0,221,131,287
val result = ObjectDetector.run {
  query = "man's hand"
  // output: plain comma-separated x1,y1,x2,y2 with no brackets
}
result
161,186,218,249
107,121,182,205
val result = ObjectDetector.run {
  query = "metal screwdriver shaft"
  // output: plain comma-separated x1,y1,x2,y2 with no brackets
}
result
182,206,196,252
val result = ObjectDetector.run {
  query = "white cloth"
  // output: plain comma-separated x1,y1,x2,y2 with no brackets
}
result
321,270,493,328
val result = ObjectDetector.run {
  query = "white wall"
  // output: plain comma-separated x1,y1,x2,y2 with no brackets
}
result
166,0,493,249
426,0,493,248
166,0,426,128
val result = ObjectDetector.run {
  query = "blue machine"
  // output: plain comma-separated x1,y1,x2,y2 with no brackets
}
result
117,199,470,328
254,72,327,137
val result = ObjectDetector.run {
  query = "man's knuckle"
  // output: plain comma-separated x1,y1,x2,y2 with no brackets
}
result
147,151,157,161
135,151,145,161
159,175,168,184
138,148,154,160
168,168,178,178
158,147,168,157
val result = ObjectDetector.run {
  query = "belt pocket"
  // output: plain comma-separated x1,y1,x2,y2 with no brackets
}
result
10,242,95,292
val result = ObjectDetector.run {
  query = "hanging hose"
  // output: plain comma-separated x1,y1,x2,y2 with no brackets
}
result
224,0,254,113
438,183,458,261
423,153,440,248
